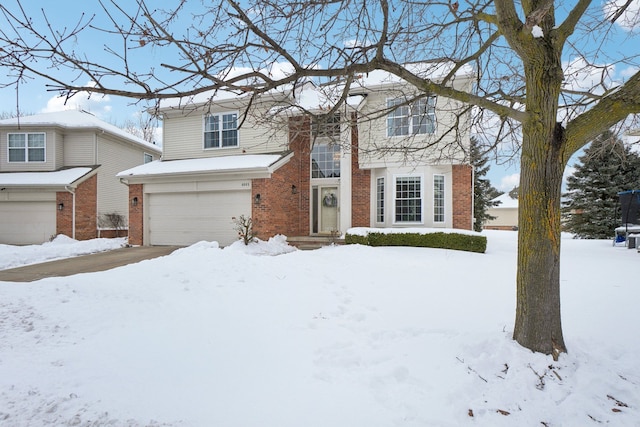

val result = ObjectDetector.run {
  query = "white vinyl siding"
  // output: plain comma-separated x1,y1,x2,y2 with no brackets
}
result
161,108,288,161
63,131,97,166
96,134,158,220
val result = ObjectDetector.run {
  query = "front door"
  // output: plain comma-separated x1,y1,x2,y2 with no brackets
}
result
312,185,339,234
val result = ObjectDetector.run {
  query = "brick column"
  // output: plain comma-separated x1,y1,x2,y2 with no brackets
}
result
452,164,473,230
350,113,370,227
128,184,144,246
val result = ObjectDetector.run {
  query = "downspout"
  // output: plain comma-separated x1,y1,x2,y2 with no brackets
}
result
64,185,76,239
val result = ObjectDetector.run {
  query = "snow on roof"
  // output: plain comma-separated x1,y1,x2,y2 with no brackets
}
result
0,110,161,153
350,62,475,90
117,154,286,178
492,193,519,209
0,167,93,187
159,61,474,111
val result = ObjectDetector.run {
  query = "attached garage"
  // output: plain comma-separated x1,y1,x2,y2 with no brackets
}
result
117,153,293,247
147,190,251,246
0,200,56,245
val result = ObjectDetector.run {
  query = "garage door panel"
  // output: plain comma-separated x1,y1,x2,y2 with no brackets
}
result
0,201,56,245
148,191,250,246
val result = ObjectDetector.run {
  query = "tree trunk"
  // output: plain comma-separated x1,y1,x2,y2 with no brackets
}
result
513,51,568,360
513,132,566,359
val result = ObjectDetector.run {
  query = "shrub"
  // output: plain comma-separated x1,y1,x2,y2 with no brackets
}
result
345,231,486,253
232,215,257,245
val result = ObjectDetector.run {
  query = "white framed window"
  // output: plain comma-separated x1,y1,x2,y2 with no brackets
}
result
376,177,385,223
204,112,238,149
312,113,341,139
387,96,436,137
433,174,445,223
144,153,153,164
394,175,423,223
311,142,341,178
8,133,46,162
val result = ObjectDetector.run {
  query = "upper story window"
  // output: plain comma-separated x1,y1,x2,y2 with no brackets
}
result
311,142,341,178
144,153,153,164
204,112,238,149
387,96,436,137
312,114,341,139
8,133,46,162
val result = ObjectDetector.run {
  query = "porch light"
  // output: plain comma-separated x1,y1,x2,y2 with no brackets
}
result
291,185,298,194
58,203,64,211
254,193,261,204
131,197,138,207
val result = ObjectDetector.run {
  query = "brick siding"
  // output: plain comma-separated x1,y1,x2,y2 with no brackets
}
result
350,114,370,227
55,174,98,240
252,116,311,238
128,184,144,246
452,164,473,230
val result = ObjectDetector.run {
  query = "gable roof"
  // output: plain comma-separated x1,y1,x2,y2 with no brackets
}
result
491,193,519,209
0,110,161,154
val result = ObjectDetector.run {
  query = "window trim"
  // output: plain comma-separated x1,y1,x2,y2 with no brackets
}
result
7,132,46,163
386,96,436,138
143,152,153,164
433,174,445,223
393,174,424,225
311,141,341,179
203,111,239,149
376,177,385,223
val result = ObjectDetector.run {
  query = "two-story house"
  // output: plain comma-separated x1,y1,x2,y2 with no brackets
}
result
0,110,161,244
118,64,475,246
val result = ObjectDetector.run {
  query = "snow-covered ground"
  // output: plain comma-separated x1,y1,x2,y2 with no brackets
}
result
0,235,127,270
0,231,638,426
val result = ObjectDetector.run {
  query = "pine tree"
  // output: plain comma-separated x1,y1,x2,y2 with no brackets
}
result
562,131,640,239
471,137,502,232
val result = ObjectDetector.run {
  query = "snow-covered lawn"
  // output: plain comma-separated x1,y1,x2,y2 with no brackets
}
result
0,235,127,270
0,231,638,426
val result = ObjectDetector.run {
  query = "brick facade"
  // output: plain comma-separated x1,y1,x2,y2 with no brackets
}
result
350,114,370,227
252,117,311,238
452,164,473,230
127,184,144,246
55,174,98,240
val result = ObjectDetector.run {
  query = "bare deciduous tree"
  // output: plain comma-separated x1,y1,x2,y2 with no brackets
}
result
2,0,640,358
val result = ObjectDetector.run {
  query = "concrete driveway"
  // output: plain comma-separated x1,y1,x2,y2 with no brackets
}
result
0,246,181,282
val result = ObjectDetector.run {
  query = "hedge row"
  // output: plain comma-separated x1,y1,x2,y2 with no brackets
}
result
344,231,487,253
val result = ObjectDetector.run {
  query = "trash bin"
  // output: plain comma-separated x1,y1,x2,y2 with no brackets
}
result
628,234,639,249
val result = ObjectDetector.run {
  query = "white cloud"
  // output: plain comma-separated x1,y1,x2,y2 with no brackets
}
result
499,173,520,192
604,0,640,31
40,82,111,117
562,57,615,95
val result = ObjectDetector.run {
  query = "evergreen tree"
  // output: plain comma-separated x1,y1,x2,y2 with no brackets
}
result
562,131,640,239
471,137,502,232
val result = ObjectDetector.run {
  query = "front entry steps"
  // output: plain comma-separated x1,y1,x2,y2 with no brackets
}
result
286,235,345,250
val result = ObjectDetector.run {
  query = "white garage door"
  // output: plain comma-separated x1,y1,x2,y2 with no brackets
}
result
0,201,56,245
148,190,251,246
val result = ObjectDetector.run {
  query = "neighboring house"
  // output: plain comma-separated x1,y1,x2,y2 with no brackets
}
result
0,110,161,244
117,64,475,246
484,193,519,230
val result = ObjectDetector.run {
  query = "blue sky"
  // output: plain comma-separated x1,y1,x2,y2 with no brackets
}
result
1,0,638,193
